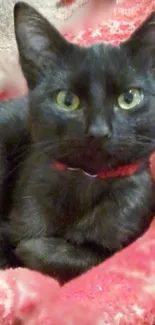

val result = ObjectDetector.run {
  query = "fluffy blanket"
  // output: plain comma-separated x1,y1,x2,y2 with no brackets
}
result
1,1,155,324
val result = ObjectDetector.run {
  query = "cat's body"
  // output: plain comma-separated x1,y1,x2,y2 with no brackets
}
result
0,99,154,282
0,2,155,282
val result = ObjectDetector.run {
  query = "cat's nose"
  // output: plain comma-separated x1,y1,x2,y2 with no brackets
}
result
87,118,111,139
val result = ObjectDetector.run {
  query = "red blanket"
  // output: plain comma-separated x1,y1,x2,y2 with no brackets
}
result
1,1,155,324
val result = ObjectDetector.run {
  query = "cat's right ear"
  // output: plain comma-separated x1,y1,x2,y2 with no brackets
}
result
14,2,71,89
121,12,155,67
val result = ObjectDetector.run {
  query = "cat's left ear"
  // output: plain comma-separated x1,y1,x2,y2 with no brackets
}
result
14,2,72,89
121,12,155,65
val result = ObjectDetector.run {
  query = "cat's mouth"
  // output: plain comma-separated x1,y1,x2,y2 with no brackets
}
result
52,140,142,177
54,147,119,177
53,147,141,178
53,146,108,176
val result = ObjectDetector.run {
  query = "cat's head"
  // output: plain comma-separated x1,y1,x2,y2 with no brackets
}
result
14,2,155,174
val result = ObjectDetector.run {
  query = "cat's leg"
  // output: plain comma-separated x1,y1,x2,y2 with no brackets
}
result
0,146,6,203
0,242,10,268
0,144,16,269
66,172,155,252
15,237,102,282
0,227,18,269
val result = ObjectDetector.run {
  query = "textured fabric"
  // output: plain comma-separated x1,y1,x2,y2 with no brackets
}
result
0,0,88,53
65,0,155,45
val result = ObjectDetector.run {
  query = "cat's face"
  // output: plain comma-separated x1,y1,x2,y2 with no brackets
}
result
14,3,155,174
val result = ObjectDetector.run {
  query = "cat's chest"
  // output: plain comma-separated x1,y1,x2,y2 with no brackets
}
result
30,162,110,219
31,162,151,217
14,160,154,246
47,169,108,214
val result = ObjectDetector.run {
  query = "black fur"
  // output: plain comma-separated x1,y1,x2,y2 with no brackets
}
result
0,3,155,283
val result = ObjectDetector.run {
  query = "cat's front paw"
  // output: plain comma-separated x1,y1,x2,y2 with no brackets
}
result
15,239,43,269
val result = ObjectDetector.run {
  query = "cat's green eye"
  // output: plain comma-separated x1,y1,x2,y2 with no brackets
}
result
118,88,143,110
56,90,80,111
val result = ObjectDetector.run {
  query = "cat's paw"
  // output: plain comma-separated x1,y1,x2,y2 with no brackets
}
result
15,239,42,268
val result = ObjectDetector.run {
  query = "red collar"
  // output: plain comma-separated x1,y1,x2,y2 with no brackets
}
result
53,161,141,179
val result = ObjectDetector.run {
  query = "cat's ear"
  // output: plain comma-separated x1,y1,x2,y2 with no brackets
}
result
122,12,155,64
14,2,71,89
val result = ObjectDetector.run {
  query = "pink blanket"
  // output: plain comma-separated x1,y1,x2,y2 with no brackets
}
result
1,1,155,324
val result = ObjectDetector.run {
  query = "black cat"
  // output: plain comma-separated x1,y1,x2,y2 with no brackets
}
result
0,2,155,283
